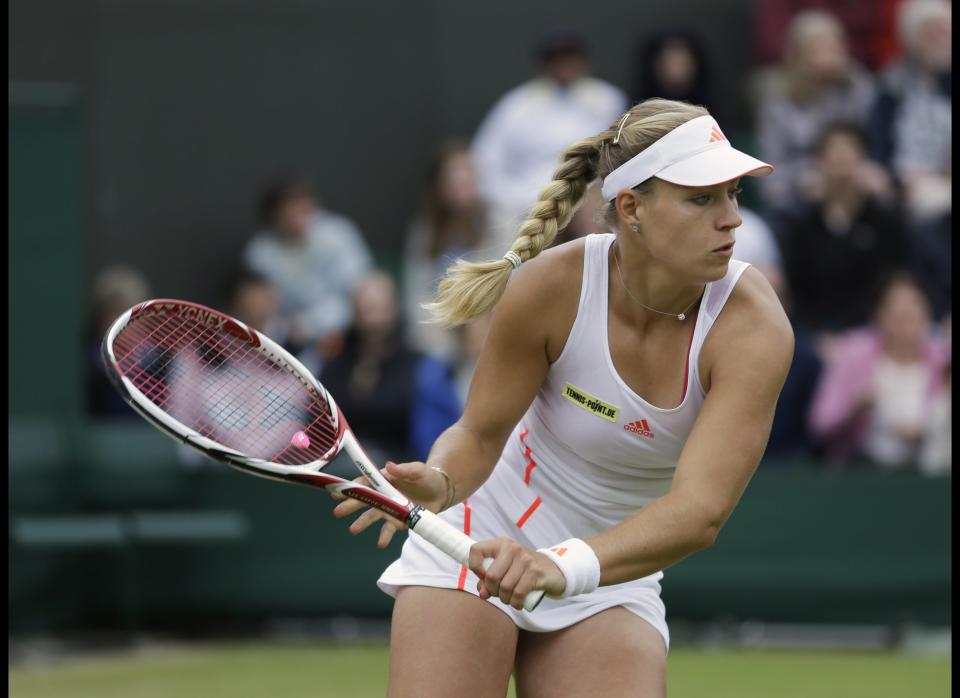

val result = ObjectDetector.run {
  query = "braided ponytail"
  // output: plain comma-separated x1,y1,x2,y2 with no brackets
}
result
425,98,709,325
425,135,604,324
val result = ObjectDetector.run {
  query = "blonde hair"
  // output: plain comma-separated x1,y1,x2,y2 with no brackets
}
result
425,98,708,325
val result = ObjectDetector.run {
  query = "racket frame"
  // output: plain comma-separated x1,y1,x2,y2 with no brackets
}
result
102,299,543,611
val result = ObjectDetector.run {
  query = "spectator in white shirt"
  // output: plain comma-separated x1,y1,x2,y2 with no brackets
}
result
244,177,373,369
471,29,627,249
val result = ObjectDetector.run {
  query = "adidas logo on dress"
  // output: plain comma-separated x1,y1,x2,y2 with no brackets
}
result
624,419,655,439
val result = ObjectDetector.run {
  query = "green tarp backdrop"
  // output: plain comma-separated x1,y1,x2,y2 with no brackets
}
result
9,419,951,638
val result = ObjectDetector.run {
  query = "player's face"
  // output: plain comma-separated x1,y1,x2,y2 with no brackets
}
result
633,178,742,281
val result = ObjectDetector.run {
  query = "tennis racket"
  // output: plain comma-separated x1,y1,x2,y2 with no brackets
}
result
101,298,543,612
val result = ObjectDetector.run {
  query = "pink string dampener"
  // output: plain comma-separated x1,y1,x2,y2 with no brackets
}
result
291,431,311,449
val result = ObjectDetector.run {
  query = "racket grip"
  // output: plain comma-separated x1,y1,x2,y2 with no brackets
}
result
411,508,544,612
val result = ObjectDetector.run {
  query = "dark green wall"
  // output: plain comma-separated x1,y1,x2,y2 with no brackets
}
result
9,0,758,306
9,419,952,636
9,85,86,416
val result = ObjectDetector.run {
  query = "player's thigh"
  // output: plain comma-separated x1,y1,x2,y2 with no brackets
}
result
388,585,519,698
514,606,667,698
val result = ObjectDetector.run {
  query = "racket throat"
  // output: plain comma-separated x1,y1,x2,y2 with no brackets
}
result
339,431,411,507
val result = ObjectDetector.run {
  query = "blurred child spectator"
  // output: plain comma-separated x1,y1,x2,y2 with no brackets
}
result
403,142,488,359
87,265,153,417
221,267,286,341
320,271,460,464
176,268,290,470
778,122,903,335
755,10,877,213
471,28,627,246
244,176,372,370
631,29,715,114
808,273,950,468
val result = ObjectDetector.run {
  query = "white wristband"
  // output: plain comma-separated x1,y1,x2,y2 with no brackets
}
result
537,538,601,598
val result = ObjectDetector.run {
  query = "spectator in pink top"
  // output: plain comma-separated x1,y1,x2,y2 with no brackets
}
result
808,273,950,467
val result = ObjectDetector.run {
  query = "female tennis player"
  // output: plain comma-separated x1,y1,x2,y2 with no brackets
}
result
333,98,793,697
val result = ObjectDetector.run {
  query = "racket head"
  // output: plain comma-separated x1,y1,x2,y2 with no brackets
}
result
101,299,347,474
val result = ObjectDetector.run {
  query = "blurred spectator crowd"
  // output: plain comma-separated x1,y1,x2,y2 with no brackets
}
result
87,0,951,476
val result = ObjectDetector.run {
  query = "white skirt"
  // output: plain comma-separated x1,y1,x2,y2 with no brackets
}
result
378,477,670,650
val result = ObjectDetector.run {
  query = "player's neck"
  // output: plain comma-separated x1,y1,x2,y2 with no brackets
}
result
610,243,704,325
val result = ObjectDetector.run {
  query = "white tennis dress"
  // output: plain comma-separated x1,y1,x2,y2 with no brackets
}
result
379,233,750,650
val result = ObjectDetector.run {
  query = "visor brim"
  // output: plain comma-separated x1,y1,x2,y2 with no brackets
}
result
655,147,774,187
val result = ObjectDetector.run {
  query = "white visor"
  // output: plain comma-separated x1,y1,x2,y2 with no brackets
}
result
600,115,773,200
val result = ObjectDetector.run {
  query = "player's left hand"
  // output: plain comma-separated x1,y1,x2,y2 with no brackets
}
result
468,538,566,610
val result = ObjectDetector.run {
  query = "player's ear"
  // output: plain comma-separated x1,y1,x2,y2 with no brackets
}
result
614,189,642,231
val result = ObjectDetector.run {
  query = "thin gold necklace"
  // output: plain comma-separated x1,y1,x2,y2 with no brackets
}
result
613,247,704,321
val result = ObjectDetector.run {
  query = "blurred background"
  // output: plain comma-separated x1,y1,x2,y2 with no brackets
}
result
9,0,951,696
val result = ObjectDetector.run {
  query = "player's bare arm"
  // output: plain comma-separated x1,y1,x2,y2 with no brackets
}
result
333,242,582,537
425,241,584,501
467,266,794,608
588,266,794,583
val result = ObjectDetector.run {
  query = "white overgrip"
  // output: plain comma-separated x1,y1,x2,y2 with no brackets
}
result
411,508,544,612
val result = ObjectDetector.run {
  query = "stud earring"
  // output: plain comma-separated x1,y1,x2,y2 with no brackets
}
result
631,225,639,233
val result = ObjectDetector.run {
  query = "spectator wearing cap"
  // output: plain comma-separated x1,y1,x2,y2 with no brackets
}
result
471,29,627,250
243,176,373,372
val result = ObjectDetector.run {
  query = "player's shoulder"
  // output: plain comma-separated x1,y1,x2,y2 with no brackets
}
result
493,236,587,336
727,266,792,335
507,236,587,302
714,265,794,361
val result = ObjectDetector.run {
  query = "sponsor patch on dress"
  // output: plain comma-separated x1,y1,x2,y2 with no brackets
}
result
562,383,619,422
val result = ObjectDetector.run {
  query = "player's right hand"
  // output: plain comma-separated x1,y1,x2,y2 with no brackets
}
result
331,460,449,548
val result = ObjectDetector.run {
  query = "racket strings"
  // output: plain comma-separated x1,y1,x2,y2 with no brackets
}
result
113,312,340,464
125,318,336,460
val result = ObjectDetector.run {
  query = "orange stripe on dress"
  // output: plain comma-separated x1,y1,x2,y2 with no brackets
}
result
523,449,537,484
457,498,471,591
519,427,538,484
515,497,542,529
